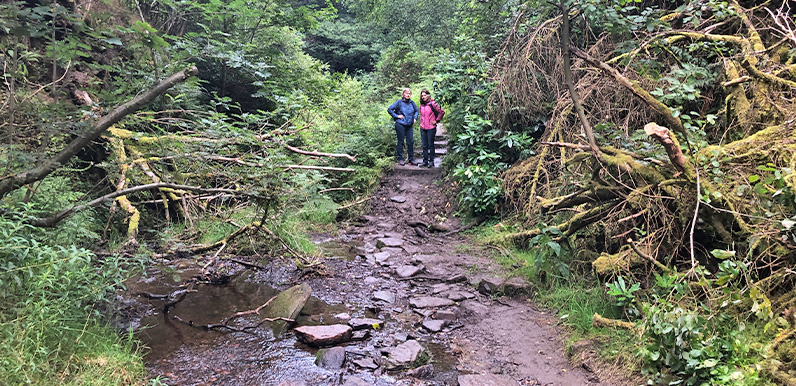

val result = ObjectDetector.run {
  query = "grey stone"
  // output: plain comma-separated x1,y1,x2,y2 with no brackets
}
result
421,319,448,332
376,237,403,248
373,291,395,303
402,244,421,255
386,340,427,369
349,318,384,330
364,276,380,285
352,330,370,340
446,273,468,283
446,290,475,301
434,310,457,320
503,277,531,297
262,283,312,336
390,195,407,203
431,283,450,294
478,277,505,295
315,346,346,369
352,357,379,369
396,264,424,278
334,313,351,320
294,324,352,346
458,374,521,386
343,377,371,386
410,296,455,308
374,251,391,264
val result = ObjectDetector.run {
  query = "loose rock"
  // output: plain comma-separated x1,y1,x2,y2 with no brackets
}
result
352,357,379,370
410,296,455,308
396,264,424,278
421,319,448,332
348,318,384,330
386,340,428,370
342,377,371,386
314,346,346,369
373,291,395,303
376,238,403,248
390,195,407,203
503,277,531,297
478,277,505,295
294,324,352,346
406,363,434,379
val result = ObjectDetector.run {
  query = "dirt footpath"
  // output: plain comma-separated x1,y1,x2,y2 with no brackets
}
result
324,159,609,385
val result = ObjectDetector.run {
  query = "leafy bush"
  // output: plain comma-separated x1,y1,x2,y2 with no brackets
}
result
606,276,641,319
433,36,535,216
0,207,144,385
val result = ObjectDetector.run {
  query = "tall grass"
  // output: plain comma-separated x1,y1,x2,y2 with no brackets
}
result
0,206,146,385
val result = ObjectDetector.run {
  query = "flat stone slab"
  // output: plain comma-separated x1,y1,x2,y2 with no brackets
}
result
458,374,520,386
373,291,395,303
348,318,384,330
376,237,403,248
445,291,476,301
352,357,379,369
396,264,424,278
386,339,427,369
263,283,312,336
374,251,391,264
294,324,352,346
410,296,455,308
421,319,448,332
434,310,457,320
389,195,407,203
434,148,448,155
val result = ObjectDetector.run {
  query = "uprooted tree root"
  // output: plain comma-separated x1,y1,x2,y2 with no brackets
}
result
493,1,796,380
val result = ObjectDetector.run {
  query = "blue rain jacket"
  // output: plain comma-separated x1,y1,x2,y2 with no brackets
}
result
387,98,419,126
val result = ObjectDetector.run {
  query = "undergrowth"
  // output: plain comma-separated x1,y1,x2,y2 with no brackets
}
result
0,204,146,385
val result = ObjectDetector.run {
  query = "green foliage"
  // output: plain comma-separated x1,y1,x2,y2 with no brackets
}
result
0,207,145,385
606,276,641,318
305,13,385,72
638,268,765,386
433,36,535,215
373,39,434,92
640,303,758,385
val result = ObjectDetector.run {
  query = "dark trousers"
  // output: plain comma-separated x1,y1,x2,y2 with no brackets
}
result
395,122,414,162
421,127,436,165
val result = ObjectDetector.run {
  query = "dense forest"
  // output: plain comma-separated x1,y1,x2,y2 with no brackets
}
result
1,0,795,384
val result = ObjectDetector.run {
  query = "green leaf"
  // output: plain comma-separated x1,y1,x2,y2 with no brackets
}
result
710,249,735,260
546,241,561,256
102,37,123,46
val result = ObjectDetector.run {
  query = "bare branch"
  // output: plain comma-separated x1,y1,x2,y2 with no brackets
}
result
0,66,199,198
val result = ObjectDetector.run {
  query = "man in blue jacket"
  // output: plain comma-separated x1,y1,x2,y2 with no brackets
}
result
387,88,419,166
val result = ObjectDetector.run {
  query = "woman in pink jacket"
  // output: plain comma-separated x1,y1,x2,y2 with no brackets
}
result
418,89,445,168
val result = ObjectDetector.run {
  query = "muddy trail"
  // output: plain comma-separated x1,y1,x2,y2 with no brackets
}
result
123,129,623,386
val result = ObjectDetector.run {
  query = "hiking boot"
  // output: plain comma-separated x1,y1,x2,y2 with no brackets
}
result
398,160,405,166
420,162,429,168
427,163,433,168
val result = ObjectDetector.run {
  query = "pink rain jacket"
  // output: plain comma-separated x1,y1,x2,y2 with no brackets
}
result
419,100,445,130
